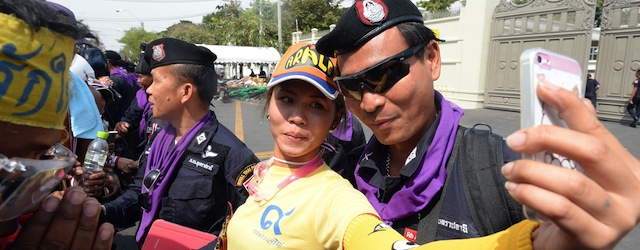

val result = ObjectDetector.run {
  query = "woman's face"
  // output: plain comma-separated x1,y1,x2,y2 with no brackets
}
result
268,80,338,163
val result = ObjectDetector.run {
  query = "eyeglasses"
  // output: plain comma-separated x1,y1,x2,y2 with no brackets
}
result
0,144,77,221
334,41,427,101
139,169,160,211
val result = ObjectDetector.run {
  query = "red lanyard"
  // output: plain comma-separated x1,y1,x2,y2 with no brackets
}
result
246,154,323,201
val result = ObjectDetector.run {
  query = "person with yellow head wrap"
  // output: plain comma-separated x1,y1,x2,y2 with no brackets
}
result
0,0,114,249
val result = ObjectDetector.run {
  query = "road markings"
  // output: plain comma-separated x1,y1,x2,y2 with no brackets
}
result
235,100,244,142
234,100,273,160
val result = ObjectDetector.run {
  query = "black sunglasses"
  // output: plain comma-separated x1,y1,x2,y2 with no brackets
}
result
139,169,160,210
334,41,427,101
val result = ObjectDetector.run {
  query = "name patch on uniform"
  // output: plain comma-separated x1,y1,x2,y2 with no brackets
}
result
185,156,218,173
235,163,256,187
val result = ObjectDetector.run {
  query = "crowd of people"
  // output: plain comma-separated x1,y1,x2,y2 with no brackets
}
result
1,0,640,249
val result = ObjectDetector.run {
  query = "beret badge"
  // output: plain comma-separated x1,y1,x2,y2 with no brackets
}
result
356,0,388,25
152,44,165,61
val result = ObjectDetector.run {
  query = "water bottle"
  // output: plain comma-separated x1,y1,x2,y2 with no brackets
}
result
83,131,109,174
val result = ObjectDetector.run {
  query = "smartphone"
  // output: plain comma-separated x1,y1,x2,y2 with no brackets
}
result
519,48,583,220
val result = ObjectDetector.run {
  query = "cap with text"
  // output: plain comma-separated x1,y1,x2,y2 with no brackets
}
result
268,42,339,100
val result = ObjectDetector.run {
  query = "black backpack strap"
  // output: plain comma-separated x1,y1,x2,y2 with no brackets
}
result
458,124,523,235
416,126,465,242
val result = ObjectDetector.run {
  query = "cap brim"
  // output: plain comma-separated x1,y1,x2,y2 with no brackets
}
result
267,72,339,100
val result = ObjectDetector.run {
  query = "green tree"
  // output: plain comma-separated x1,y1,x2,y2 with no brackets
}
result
595,0,604,27
166,20,216,44
417,0,458,11
117,28,163,62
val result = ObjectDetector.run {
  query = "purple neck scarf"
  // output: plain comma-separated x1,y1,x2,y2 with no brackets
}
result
110,67,138,89
331,110,354,141
136,111,212,242
136,89,152,138
355,91,463,226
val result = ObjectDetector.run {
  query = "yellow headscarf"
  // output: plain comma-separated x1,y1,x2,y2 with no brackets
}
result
0,12,75,130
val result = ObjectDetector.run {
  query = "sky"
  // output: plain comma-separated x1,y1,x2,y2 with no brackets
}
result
49,0,422,52
49,0,253,51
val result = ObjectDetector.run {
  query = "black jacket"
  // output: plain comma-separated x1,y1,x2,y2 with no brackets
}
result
103,112,259,242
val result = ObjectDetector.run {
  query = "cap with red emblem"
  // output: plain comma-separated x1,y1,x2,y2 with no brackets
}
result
316,0,427,56
144,37,217,69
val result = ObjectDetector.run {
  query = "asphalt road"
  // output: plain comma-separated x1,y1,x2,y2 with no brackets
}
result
113,99,640,249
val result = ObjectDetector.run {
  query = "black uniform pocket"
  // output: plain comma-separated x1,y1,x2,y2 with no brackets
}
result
159,175,216,230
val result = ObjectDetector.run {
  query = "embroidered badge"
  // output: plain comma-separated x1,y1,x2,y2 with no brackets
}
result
403,228,417,242
202,145,218,159
405,148,417,165
235,163,256,187
355,0,388,25
196,132,206,145
152,44,165,61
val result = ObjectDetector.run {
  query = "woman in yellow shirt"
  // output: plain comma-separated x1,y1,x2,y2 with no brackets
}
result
218,42,640,250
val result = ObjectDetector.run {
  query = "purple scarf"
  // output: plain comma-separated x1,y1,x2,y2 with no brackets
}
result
331,110,354,141
136,89,152,138
110,67,138,89
136,111,212,242
355,91,463,226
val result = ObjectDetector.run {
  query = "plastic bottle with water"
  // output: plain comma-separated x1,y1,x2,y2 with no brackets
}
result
83,131,109,174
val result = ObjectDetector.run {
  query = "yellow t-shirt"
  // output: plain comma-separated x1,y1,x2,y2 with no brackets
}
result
226,163,377,249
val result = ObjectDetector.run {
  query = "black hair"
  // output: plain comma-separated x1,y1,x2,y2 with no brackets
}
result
0,0,91,40
170,64,218,104
397,22,442,61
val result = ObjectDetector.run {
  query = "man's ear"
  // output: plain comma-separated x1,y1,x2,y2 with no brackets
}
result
425,40,441,81
181,83,194,103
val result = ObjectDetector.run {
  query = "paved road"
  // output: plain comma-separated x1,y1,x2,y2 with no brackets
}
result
113,99,640,249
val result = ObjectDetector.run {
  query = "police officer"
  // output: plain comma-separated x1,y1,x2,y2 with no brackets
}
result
102,38,259,244
627,69,640,127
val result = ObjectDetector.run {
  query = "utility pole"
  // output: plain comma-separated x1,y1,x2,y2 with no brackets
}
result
259,0,263,47
277,0,282,54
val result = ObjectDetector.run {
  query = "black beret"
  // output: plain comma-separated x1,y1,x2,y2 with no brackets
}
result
144,38,217,69
135,59,151,74
104,50,122,61
316,0,424,56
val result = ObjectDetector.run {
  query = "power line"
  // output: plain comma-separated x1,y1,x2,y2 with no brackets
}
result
104,0,221,2
78,10,215,22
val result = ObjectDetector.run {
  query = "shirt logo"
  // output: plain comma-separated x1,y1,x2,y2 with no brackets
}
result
403,228,417,242
363,152,373,161
260,205,295,235
196,132,207,145
202,145,218,159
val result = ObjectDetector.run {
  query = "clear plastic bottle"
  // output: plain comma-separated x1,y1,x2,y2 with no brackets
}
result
83,131,109,174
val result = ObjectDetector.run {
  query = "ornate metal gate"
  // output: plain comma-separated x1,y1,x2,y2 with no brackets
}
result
484,0,596,111
594,0,640,120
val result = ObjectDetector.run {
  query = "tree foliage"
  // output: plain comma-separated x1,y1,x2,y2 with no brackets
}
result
117,28,163,62
417,0,458,11
165,21,216,44
117,0,345,54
